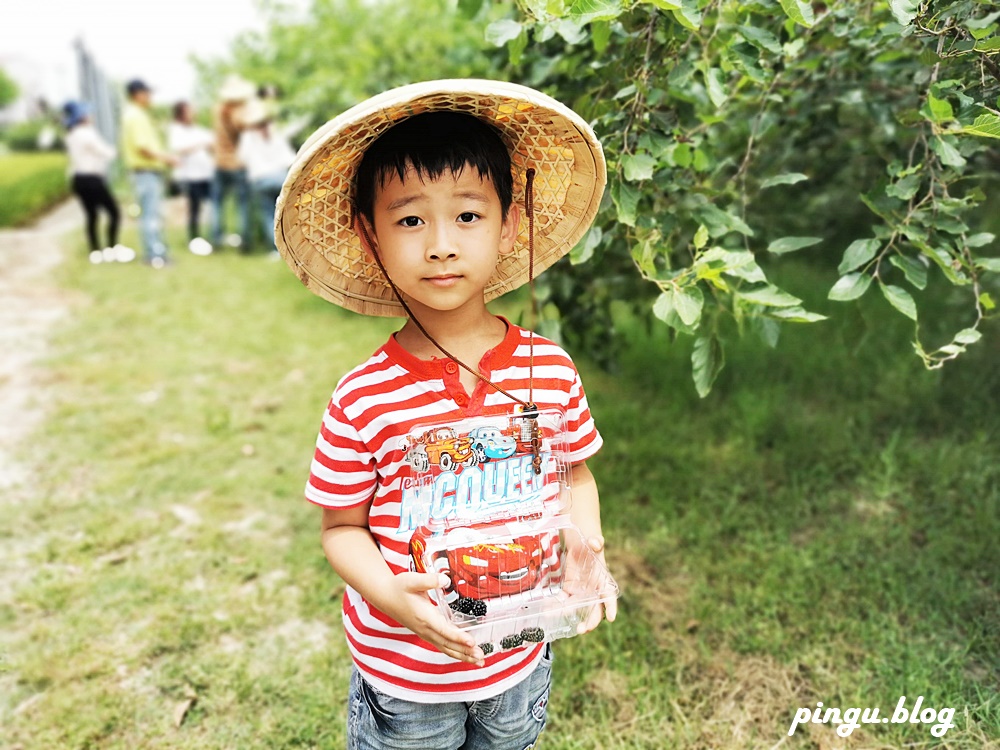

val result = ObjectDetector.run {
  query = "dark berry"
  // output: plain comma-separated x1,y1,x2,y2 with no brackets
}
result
480,642,494,655
500,633,524,650
520,626,545,642
450,597,487,617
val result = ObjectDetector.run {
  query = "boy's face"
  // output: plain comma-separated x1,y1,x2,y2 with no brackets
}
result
360,165,520,319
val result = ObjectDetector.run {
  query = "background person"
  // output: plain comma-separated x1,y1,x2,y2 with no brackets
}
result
211,75,254,251
236,98,296,256
62,100,134,264
168,101,215,256
121,79,177,268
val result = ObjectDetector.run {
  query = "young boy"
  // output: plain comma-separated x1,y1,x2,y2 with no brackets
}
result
275,80,616,749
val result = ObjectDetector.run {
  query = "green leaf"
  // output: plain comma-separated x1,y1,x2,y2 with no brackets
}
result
767,306,827,323
889,0,919,26
767,236,822,255
621,152,657,181
886,173,921,200
693,224,709,250
652,289,697,334
931,136,967,168
610,180,639,226
880,283,918,320
976,257,1000,272
739,285,803,308
671,0,702,30
591,20,612,53
964,11,1000,30
889,254,928,290
739,25,783,55
954,328,982,345
974,37,1000,52
704,67,728,108
507,27,529,64
751,316,781,348
571,225,602,265
962,113,1000,139
457,0,484,18
778,0,814,28
981,292,997,310
692,335,724,398
760,172,809,188
674,285,704,326
922,92,954,124
566,0,624,24
838,238,881,274
966,232,996,248
643,0,681,9
693,203,754,238
829,272,873,301
485,19,523,46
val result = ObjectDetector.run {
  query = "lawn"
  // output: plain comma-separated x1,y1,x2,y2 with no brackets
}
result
0,222,997,749
0,153,70,227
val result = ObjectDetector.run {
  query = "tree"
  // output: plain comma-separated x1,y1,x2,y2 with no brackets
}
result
478,0,1000,395
0,67,19,110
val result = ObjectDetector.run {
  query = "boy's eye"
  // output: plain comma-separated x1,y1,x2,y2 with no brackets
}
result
457,212,480,223
399,216,423,227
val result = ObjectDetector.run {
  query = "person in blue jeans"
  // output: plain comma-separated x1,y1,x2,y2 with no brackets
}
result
211,76,254,250
121,79,177,267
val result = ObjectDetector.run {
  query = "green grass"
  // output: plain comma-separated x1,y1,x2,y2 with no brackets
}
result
0,153,70,227
0,224,997,748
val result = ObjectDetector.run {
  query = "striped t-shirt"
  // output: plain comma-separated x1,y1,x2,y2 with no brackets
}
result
305,320,602,703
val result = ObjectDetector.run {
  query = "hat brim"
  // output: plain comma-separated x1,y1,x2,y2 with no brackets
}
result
275,79,606,317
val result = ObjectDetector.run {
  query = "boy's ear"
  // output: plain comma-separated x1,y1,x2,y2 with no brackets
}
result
353,214,378,258
498,203,522,256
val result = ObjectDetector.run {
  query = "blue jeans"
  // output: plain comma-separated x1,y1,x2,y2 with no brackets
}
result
347,645,552,750
131,170,167,261
252,172,286,253
211,168,250,247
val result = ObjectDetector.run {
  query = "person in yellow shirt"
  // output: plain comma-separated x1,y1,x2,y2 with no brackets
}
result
121,79,177,268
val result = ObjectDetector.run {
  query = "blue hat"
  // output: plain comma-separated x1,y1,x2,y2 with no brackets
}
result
62,100,91,128
126,79,151,96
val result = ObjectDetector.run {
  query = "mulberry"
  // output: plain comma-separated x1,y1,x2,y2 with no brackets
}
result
500,633,524,650
480,642,494,656
520,626,545,643
450,597,487,617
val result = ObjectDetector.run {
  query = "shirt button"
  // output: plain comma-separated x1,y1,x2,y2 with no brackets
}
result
455,394,468,406
444,362,458,374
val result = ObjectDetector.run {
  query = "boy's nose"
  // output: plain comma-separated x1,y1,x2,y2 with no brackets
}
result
426,226,459,261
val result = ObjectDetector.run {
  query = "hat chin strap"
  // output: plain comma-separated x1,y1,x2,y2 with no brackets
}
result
356,168,543,475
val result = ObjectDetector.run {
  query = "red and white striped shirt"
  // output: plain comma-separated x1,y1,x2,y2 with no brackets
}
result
305,320,602,703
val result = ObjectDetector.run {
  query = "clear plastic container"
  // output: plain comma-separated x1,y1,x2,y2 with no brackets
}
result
403,407,618,652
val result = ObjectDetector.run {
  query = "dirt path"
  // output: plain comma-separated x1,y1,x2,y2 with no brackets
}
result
0,201,81,490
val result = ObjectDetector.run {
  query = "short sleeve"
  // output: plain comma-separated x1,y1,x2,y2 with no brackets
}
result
304,397,378,508
564,369,602,464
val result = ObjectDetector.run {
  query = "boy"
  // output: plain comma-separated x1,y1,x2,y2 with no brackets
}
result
275,80,615,749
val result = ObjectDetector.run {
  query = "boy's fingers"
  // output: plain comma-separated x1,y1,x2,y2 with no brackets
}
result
587,535,605,553
605,593,618,622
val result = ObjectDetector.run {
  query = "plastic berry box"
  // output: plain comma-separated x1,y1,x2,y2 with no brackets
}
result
402,408,618,653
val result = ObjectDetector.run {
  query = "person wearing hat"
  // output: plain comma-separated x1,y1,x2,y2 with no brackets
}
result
121,79,177,268
277,80,615,748
63,100,134,264
236,98,297,255
210,75,255,251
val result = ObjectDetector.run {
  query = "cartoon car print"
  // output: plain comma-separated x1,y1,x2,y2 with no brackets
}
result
400,426,478,472
468,425,517,462
410,525,547,616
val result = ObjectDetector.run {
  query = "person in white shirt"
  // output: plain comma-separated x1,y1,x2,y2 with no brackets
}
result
236,98,296,255
168,101,216,256
63,101,135,264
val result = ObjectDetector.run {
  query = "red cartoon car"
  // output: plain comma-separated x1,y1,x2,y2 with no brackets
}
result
410,525,547,617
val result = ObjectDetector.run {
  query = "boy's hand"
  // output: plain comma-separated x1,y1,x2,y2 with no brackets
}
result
381,572,486,666
575,535,617,635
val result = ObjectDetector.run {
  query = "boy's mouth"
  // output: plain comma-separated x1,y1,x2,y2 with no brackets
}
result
425,274,462,287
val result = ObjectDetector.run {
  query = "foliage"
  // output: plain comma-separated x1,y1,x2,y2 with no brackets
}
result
0,66,18,110
0,119,62,153
475,0,1000,394
1,227,996,746
0,153,69,227
193,0,508,141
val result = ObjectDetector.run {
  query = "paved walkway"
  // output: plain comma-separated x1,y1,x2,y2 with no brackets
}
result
0,201,81,489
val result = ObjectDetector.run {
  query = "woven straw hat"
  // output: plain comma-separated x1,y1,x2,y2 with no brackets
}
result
275,79,606,317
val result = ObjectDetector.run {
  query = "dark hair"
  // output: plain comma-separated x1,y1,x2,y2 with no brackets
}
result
172,101,189,121
354,111,513,223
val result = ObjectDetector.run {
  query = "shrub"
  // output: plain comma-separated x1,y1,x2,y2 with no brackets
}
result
0,152,69,227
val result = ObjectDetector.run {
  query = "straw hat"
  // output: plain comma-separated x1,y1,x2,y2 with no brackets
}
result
240,98,271,127
219,75,256,103
275,79,606,317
